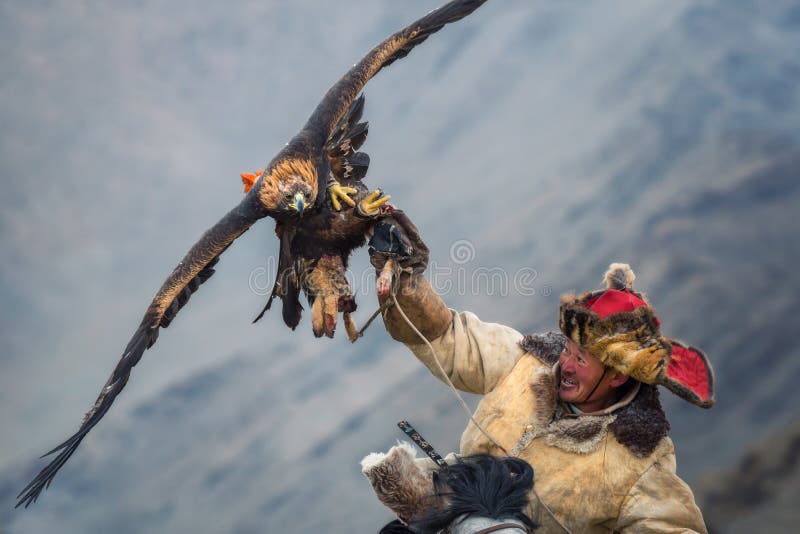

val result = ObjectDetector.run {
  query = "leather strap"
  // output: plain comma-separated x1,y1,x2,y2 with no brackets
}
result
474,523,528,533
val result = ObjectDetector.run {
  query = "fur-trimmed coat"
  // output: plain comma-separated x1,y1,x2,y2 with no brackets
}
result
403,310,707,533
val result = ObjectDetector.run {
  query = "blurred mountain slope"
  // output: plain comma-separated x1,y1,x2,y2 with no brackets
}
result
697,422,800,533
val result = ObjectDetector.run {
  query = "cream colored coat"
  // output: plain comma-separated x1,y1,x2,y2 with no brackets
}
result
404,309,707,533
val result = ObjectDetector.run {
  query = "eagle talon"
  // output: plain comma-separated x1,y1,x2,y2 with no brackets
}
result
358,189,391,217
327,182,357,211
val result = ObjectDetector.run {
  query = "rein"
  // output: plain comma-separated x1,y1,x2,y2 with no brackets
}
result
474,523,528,533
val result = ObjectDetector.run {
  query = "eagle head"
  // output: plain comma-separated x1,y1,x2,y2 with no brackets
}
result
255,158,318,217
281,180,314,216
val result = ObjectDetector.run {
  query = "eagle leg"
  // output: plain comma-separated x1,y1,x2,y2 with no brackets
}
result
306,254,352,338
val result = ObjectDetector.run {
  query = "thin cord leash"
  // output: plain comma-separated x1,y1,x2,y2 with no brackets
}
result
355,300,392,339
390,291,508,454
388,288,573,534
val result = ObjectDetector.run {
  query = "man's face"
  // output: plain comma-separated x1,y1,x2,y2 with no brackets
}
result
558,338,608,406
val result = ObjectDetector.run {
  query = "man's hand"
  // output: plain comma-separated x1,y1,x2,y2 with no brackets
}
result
368,210,451,343
368,210,429,298
368,210,429,273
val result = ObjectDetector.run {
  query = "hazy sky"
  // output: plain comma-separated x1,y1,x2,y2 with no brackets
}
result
2,1,799,532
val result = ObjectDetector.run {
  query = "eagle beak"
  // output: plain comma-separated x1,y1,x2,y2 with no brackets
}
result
288,192,306,214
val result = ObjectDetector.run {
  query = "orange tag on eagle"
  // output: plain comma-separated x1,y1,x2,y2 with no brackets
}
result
239,169,263,193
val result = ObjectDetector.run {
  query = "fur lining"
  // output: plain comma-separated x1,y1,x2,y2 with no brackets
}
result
559,298,660,347
511,409,615,456
559,299,669,384
512,356,670,458
544,415,615,454
529,366,557,427
519,331,566,366
609,384,669,457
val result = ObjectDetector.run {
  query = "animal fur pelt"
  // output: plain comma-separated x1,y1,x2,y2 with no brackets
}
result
519,332,566,366
361,441,438,523
610,383,670,457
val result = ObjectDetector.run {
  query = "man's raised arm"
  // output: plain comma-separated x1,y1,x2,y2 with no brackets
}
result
370,212,525,394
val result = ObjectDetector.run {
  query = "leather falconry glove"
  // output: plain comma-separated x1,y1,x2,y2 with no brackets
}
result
368,211,452,344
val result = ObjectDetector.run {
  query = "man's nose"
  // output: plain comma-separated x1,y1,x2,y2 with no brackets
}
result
561,354,576,372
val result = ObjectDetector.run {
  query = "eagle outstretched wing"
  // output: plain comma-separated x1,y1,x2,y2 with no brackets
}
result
16,197,267,508
17,0,489,508
304,0,488,146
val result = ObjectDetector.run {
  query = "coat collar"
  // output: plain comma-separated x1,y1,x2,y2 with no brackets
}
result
554,363,641,418
518,332,670,458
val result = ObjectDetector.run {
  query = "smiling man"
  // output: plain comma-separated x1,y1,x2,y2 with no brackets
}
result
558,337,631,413
363,214,715,533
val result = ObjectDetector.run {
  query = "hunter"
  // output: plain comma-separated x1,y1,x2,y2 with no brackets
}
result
362,212,715,533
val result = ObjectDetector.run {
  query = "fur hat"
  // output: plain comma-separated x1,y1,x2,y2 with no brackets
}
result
559,263,715,408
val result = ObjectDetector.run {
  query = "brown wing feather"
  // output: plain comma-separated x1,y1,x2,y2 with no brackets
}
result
325,94,371,183
304,0,489,144
16,196,267,508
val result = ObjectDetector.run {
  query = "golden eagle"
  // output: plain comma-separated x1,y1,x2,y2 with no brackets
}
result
16,0,489,508
240,93,389,340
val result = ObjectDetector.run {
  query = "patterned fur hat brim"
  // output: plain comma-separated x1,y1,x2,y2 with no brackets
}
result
558,263,715,408
559,295,671,384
